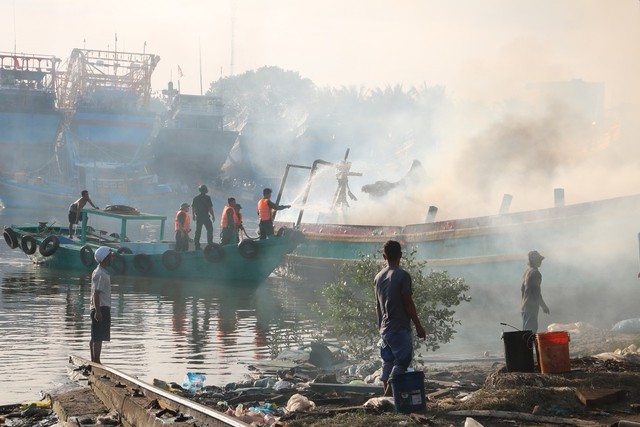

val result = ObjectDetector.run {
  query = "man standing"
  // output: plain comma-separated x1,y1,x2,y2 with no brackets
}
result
220,197,243,245
90,246,113,364
257,188,291,240
175,203,191,252
375,240,426,397
521,250,550,333
68,190,99,238
192,185,215,250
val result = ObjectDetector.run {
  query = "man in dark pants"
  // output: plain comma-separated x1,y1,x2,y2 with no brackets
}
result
257,188,291,239
375,240,426,397
192,184,215,250
521,250,550,333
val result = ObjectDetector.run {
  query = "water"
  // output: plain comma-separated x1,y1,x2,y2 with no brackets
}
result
0,206,324,405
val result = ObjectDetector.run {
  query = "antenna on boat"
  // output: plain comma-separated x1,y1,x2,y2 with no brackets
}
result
199,37,203,96
12,0,17,53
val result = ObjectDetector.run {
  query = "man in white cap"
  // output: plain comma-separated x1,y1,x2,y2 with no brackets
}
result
90,246,113,364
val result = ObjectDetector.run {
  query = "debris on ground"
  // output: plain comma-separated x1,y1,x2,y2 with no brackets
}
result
5,328,640,426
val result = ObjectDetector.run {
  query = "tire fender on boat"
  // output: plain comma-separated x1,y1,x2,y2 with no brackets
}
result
203,243,225,263
21,235,38,255
39,235,60,257
3,228,19,249
238,239,259,259
80,245,95,267
162,250,181,271
117,247,133,255
133,253,152,273
111,253,127,275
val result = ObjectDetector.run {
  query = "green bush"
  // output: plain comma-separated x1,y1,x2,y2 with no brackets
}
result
314,247,471,363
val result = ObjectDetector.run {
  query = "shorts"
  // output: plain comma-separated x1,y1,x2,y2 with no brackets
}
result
68,211,78,224
91,306,111,342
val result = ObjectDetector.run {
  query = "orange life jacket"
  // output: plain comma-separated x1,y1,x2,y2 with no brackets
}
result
257,198,272,222
175,210,191,232
220,205,241,228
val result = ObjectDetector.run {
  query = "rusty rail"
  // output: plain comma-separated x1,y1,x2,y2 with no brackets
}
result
68,355,249,427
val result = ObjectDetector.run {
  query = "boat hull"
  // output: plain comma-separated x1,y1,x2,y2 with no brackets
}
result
4,224,304,283
151,128,238,182
279,193,640,287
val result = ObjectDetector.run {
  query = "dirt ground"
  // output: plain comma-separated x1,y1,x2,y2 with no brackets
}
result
188,329,640,427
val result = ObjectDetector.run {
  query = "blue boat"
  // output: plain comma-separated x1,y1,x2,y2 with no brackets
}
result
0,52,63,183
0,48,179,212
151,82,239,186
3,207,305,282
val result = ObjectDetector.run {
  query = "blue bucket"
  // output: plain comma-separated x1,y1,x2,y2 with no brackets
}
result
390,371,426,413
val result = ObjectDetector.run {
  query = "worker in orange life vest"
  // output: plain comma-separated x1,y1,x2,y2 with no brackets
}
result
257,188,291,240
175,202,191,252
220,197,244,245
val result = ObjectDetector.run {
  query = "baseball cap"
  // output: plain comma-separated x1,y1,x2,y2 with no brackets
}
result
95,246,112,263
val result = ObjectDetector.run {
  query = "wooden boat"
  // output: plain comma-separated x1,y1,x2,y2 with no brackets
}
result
3,207,304,282
273,155,640,292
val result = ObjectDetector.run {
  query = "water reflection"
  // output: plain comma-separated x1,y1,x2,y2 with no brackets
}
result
0,223,318,405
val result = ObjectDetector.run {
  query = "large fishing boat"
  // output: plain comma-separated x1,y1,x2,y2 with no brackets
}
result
0,47,178,212
3,207,304,282
0,52,63,185
151,82,238,186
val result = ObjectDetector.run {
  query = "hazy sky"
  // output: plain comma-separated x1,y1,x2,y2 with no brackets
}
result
5,0,640,106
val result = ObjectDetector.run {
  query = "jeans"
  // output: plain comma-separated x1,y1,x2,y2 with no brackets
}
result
380,328,413,382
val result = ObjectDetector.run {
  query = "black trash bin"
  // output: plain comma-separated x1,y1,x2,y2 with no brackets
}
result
502,330,535,372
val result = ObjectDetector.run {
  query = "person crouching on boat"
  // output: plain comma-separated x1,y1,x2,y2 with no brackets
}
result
175,203,191,252
68,190,99,238
220,198,244,245
257,188,291,240
90,246,113,364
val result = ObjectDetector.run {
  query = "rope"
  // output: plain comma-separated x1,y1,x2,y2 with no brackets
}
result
241,227,260,241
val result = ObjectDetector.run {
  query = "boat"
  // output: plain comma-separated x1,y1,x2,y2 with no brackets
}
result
3,207,305,282
272,156,640,291
0,52,63,183
0,47,179,213
151,82,239,186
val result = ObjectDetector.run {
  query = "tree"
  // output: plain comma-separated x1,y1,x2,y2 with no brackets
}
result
315,247,471,363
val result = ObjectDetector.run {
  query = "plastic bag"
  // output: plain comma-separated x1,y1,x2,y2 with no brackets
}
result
182,372,206,392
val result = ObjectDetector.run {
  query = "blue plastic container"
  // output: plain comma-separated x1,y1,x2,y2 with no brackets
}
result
390,371,426,413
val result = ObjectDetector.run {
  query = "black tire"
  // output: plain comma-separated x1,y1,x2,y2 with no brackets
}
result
111,253,126,274
133,253,153,273
162,250,181,271
80,245,95,267
238,239,259,259
117,247,133,255
3,228,19,249
21,235,38,255
203,243,225,263
39,235,60,257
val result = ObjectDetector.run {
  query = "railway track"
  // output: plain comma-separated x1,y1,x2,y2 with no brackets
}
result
64,355,249,427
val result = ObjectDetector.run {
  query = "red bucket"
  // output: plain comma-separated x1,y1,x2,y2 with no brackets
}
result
536,331,570,374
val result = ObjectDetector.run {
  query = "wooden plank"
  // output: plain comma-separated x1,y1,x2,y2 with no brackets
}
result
309,383,384,394
576,388,626,407
449,410,599,426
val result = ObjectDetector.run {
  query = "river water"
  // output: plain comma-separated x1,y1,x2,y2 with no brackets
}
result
0,206,327,405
